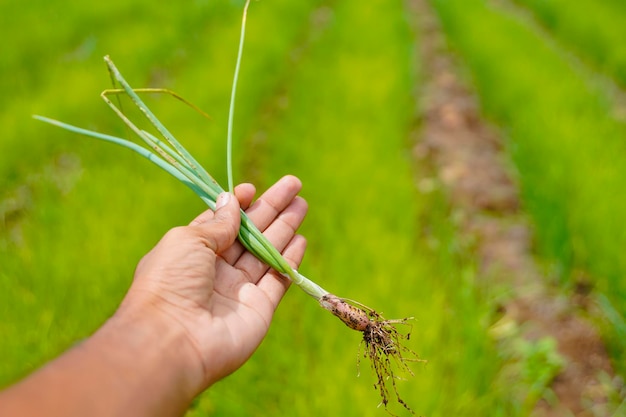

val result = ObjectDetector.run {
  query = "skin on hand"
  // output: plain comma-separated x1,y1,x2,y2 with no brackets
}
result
0,175,308,417
119,174,309,392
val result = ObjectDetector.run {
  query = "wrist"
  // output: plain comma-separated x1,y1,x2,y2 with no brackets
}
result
0,296,208,417
88,299,205,414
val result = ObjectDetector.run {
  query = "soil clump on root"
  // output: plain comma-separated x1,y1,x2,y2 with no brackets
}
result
320,294,424,415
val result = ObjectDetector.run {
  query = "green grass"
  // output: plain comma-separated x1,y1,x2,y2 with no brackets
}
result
513,0,626,88
432,0,626,378
2,0,529,415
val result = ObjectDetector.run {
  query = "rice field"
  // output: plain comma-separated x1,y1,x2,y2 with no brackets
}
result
1,0,625,415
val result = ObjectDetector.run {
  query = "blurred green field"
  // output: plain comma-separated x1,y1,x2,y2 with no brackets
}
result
512,0,626,88
1,0,625,415
432,0,626,377
0,1,510,415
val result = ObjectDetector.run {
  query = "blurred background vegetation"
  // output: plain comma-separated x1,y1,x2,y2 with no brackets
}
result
1,0,625,415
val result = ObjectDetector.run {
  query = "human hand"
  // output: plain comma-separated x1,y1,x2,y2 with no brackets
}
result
0,175,307,417
116,175,308,395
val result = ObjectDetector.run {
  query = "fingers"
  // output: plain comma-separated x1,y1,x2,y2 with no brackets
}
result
245,176,303,230
233,196,308,278
234,183,256,210
193,192,241,254
220,175,304,265
257,234,307,308
188,183,255,227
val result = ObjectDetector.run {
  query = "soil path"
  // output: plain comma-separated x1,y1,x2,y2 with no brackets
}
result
408,1,615,415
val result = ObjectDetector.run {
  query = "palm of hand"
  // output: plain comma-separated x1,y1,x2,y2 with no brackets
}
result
125,176,307,389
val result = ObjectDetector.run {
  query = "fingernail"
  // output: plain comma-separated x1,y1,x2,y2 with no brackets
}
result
215,192,231,210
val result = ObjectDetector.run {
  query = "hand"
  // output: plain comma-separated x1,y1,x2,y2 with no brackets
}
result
117,175,308,393
0,176,308,417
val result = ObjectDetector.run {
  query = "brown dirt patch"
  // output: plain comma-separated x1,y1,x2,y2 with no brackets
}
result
407,0,615,415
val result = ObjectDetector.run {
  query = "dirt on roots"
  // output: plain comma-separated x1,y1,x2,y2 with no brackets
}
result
408,0,616,415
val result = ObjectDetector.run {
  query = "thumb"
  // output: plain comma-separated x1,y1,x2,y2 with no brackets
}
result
196,192,241,254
